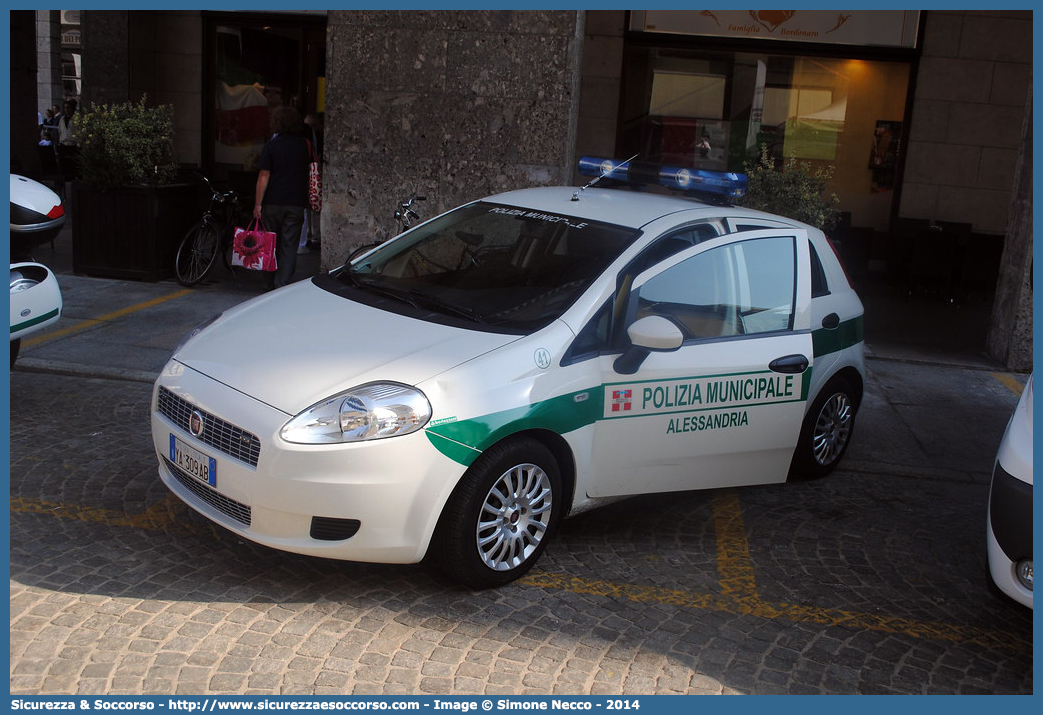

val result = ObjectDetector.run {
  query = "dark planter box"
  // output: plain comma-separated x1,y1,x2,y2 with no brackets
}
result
71,182,198,281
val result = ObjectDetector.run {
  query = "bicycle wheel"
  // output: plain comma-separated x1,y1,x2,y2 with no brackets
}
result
174,221,220,286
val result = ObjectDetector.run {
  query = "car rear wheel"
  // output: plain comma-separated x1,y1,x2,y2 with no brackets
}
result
428,437,560,588
10,338,21,367
790,375,858,480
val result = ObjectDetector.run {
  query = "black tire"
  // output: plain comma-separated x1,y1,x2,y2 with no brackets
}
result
427,437,561,589
10,338,21,367
789,375,859,481
174,222,220,286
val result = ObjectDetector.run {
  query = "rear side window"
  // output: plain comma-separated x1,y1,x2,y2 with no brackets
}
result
810,242,830,298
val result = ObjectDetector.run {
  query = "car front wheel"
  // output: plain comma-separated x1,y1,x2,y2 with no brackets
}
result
428,437,560,589
790,375,858,480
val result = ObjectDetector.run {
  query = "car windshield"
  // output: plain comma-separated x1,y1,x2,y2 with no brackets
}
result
328,202,640,332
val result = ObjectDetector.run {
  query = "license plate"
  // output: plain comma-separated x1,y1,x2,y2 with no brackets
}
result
170,434,217,487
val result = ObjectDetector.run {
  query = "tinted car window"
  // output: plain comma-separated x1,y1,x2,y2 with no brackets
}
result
632,236,796,340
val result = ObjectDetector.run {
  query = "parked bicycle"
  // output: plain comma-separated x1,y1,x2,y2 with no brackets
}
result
174,174,245,286
348,193,425,262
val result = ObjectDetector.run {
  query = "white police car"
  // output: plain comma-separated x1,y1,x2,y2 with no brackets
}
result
10,175,65,365
986,375,1033,608
151,158,865,588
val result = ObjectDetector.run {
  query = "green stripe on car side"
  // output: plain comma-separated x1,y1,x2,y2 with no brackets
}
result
10,307,60,336
427,314,862,466
812,315,863,357
426,388,605,465
425,367,816,465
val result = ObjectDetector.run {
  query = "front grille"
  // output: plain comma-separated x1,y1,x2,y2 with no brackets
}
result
165,457,252,526
158,386,261,467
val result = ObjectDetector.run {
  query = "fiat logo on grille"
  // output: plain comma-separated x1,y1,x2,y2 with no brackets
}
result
189,410,205,438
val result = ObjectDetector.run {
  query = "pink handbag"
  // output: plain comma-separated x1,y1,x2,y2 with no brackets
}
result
231,219,277,272
307,140,322,212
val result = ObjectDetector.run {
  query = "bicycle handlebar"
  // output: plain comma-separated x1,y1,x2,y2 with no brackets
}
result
192,171,238,203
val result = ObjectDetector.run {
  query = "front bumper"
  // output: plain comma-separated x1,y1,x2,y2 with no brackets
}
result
151,361,466,564
986,463,1033,608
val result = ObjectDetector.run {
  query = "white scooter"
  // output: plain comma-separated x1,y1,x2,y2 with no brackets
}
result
10,175,64,366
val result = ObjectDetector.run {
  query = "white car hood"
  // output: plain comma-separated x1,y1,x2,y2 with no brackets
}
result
174,280,521,414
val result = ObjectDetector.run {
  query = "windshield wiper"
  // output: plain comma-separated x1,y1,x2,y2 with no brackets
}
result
344,272,488,323
342,272,421,308
408,293,490,324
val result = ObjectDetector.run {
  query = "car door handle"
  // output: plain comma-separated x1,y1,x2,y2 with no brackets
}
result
769,354,809,374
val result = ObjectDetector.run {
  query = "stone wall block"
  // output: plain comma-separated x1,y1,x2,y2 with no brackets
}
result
977,147,1018,189
935,186,1010,233
339,29,448,93
439,161,560,208
342,92,446,158
956,13,1033,63
903,142,981,188
446,33,571,103
320,151,440,262
914,57,993,103
325,10,580,260
897,182,940,221
988,63,1031,107
442,97,571,165
946,103,1024,149
443,10,577,35
919,11,963,59
907,99,950,143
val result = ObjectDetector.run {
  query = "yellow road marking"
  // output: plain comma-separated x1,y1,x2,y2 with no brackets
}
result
10,494,200,534
712,490,758,600
10,488,1029,652
991,372,1025,397
21,288,194,348
524,489,1029,652
521,572,1028,651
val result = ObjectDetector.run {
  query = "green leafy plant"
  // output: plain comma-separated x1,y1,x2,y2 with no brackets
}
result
738,145,840,232
76,95,177,190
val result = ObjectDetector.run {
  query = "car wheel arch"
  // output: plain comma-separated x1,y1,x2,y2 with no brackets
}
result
789,367,864,481
423,430,575,587
823,365,863,409
486,428,577,518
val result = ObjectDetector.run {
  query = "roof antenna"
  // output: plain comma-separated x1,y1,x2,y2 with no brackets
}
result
572,154,638,201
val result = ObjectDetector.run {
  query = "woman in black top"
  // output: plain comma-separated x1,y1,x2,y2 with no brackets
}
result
254,106,310,289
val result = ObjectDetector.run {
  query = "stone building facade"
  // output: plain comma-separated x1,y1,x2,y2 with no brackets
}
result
321,11,583,268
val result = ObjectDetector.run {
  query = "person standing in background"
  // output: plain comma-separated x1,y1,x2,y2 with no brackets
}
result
56,98,80,189
253,106,310,289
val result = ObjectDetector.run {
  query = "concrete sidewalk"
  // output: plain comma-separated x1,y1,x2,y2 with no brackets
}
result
14,219,322,383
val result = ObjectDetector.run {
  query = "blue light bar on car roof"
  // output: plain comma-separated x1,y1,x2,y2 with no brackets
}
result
577,156,748,200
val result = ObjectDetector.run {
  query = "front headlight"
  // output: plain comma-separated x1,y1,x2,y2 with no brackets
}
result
281,382,432,444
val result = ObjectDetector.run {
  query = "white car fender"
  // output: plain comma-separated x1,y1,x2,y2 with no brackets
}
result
10,261,62,342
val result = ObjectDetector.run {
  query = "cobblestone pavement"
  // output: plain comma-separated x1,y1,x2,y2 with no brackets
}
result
9,364,1033,696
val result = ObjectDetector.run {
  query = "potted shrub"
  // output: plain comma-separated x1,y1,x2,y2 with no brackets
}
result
71,95,197,281
737,145,840,232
